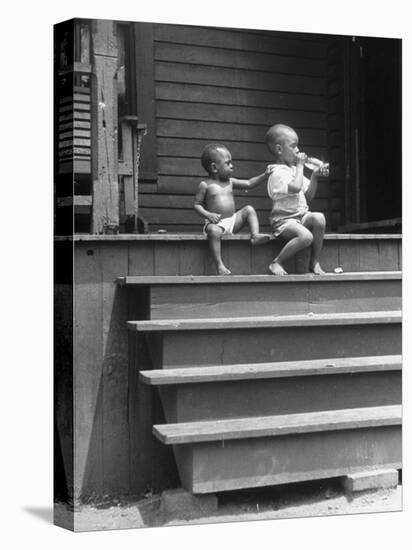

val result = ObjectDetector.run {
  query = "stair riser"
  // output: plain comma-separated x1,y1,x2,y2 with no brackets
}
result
174,426,401,493
137,238,400,275
155,324,401,368
159,371,401,422
149,280,401,319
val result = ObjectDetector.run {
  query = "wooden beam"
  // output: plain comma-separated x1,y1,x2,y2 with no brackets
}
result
65,233,402,242
128,310,401,333
91,19,119,234
118,271,401,286
153,405,401,444
140,355,401,386
133,22,157,181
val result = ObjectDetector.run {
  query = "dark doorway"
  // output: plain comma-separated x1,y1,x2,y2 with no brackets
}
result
359,37,402,223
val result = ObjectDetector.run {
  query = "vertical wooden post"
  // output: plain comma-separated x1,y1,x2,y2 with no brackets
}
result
91,20,119,234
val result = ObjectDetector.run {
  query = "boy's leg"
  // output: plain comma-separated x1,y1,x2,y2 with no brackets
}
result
205,224,231,275
302,212,326,274
269,222,313,275
233,206,271,244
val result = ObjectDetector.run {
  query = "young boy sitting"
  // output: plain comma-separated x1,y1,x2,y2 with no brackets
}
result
194,143,272,275
265,124,329,275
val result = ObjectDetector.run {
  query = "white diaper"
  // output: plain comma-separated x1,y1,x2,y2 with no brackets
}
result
203,214,236,235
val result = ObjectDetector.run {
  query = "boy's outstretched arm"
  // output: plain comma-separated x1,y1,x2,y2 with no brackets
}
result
232,166,274,190
194,181,221,223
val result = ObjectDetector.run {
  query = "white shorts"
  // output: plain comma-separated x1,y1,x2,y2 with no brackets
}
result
203,214,236,235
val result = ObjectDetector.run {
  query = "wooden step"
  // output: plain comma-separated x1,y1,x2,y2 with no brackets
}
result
154,406,402,493
153,405,401,444
140,355,401,422
128,310,401,332
74,232,401,274
119,272,401,319
140,354,401,385
129,311,401,368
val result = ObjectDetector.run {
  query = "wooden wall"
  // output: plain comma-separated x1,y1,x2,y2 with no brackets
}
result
326,37,347,230
138,24,333,232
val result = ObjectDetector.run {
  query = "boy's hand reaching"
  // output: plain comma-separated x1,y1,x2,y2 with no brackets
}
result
207,212,222,224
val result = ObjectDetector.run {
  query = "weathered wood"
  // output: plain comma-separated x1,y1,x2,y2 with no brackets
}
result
321,239,340,272
91,20,119,234
57,195,92,207
54,239,74,503
156,62,324,95
128,310,401,332
154,242,180,275
157,101,326,129
153,24,328,58
155,83,327,113
187,425,401,493
134,22,157,180
156,175,328,200
338,240,360,271
58,159,91,175
73,245,104,501
59,111,90,122
155,322,401,368
120,121,135,217
379,240,400,271
158,371,401,422
120,273,401,318
153,405,401,444
359,240,380,271
140,355,401,385
68,233,402,242
155,42,325,76
100,244,130,495
128,242,155,275
119,272,401,285
157,156,272,179
157,119,327,146
178,241,207,276
339,218,402,233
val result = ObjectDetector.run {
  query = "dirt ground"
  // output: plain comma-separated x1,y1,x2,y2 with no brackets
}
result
54,478,402,532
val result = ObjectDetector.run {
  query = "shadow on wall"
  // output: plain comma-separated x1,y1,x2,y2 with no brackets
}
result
74,281,179,504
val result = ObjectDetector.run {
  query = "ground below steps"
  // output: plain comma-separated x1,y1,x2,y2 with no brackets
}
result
54,480,401,531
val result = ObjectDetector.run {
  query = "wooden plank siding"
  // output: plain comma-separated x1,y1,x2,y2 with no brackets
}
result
137,24,332,232
326,38,347,230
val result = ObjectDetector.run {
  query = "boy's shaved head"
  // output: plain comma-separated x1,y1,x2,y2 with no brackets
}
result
201,143,228,172
265,124,296,153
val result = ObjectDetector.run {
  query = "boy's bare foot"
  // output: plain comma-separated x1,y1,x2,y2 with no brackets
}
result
310,262,325,275
251,233,271,245
217,264,231,275
269,261,288,275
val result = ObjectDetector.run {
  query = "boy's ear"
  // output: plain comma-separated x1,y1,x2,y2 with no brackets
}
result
276,144,282,154
211,162,218,173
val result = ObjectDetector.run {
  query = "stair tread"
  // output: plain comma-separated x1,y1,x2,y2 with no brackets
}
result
140,354,402,385
128,310,401,332
118,271,401,286
67,233,402,242
153,405,402,444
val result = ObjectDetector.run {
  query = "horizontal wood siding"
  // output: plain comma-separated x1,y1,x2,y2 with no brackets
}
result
140,24,329,232
327,38,347,230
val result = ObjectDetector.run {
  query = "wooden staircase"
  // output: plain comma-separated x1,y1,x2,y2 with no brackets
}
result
120,237,402,495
